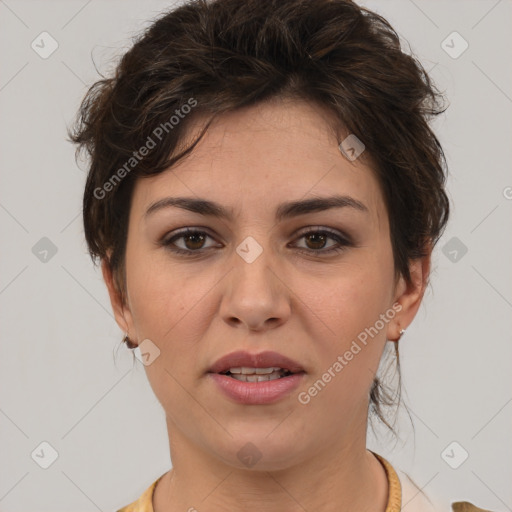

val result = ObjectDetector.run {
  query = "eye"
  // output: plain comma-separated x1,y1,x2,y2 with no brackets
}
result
291,227,352,255
160,228,220,255
159,227,352,257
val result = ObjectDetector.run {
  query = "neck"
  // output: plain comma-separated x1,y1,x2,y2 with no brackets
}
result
153,417,389,512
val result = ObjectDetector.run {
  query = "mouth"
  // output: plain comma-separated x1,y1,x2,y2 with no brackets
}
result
208,350,306,377
207,350,306,404
209,364,305,405
218,367,299,382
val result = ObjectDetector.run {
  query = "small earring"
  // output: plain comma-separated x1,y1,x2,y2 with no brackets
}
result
398,328,406,341
123,333,137,349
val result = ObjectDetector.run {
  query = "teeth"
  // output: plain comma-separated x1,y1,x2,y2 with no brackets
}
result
230,371,284,382
228,367,283,375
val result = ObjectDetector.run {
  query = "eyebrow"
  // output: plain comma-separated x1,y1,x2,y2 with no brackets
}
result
144,194,369,222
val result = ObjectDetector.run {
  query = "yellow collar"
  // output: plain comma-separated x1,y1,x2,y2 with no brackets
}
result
372,451,402,512
117,452,401,512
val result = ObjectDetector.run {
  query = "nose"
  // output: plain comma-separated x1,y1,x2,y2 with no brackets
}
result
219,246,291,332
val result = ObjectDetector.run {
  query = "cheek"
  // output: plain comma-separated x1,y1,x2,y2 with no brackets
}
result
294,247,395,396
125,247,223,357
125,254,212,410
126,243,184,323
309,256,394,342
292,279,392,420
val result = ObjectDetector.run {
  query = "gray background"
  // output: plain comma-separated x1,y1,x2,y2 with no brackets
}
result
0,0,511,510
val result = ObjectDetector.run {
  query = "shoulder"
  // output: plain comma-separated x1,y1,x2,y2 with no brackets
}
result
397,468,496,512
115,475,162,512
451,503,497,512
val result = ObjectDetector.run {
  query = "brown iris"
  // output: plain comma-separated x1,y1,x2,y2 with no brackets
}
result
182,232,207,250
304,232,328,250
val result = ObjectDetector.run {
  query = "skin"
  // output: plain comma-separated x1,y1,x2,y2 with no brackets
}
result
102,97,430,512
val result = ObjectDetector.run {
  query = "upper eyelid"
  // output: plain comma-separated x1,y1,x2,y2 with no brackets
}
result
162,227,216,243
294,225,348,237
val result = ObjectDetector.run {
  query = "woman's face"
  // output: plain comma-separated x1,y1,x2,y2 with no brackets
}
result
104,98,426,470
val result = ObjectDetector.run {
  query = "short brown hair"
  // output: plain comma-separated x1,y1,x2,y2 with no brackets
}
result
69,0,450,433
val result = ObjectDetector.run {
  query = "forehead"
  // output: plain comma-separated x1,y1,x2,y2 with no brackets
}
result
130,99,387,227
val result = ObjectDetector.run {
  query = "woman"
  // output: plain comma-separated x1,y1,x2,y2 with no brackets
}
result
70,0,494,510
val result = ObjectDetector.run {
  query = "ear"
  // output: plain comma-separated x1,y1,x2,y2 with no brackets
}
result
386,250,431,342
101,255,136,343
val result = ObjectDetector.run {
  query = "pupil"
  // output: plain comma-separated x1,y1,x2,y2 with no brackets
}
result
185,233,205,250
306,233,326,250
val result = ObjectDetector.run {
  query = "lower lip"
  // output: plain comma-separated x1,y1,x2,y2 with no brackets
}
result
208,372,305,405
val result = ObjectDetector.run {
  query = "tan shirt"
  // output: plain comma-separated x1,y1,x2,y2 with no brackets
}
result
116,453,495,512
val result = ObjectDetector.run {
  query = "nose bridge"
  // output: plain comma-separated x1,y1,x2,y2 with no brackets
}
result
219,233,290,330
231,235,277,304
235,241,273,294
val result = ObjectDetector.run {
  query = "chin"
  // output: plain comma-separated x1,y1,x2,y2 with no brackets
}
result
212,431,308,472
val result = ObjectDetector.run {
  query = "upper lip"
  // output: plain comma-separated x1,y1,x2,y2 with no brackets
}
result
208,350,305,374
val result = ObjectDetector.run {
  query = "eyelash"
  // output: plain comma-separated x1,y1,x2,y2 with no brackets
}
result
159,227,352,257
